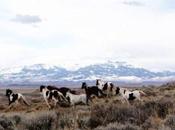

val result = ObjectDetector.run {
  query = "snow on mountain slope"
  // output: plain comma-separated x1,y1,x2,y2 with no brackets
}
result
0,61,175,85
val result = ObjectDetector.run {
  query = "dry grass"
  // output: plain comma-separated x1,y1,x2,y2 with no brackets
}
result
0,83,175,130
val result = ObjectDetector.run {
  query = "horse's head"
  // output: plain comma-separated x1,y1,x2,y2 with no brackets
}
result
81,82,87,89
96,79,105,86
115,87,120,95
40,85,46,92
110,83,114,87
96,79,101,85
6,89,13,97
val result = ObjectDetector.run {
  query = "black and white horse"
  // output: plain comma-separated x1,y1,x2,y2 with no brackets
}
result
40,85,75,108
81,82,106,105
5,89,30,108
115,87,146,104
46,85,76,97
96,79,115,97
40,85,52,108
66,90,86,106
49,90,68,107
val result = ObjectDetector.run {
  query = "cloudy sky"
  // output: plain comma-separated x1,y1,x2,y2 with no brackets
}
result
0,0,175,71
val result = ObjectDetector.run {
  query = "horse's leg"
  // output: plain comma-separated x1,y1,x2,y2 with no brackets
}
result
21,95,30,106
89,96,93,104
44,98,51,109
86,95,90,105
124,98,130,105
6,102,14,111
15,100,19,106
119,96,125,104
137,96,143,102
106,89,109,98
54,99,58,107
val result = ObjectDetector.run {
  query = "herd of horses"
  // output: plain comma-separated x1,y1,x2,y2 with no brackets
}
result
5,79,146,109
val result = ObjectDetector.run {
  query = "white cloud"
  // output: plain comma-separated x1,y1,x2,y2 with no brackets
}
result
11,14,42,24
122,1,145,6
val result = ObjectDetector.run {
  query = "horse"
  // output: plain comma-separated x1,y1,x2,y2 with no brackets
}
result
81,82,106,105
96,79,115,97
66,91,86,106
5,89,30,109
115,87,146,104
40,85,76,108
49,90,68,107
40,85,52,108
47,85,76,97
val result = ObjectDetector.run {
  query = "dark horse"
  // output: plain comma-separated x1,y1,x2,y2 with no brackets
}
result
81,82,106,105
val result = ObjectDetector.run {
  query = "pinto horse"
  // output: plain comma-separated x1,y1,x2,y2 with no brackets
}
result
40,85,75,108
96,79,115,97
115,87,146,104
5,89,30,109
49,90,68,107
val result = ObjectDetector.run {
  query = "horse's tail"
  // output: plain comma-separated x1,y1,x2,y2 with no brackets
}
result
55,91,68,103
20,95,30,106
61,94,69,103
139,91,146,96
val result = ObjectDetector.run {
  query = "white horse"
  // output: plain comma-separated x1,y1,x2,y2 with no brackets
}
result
66,91,86,106
116,87,146,104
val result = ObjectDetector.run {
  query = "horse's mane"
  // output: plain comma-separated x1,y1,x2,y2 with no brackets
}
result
47,85,60,91
82,82,99,89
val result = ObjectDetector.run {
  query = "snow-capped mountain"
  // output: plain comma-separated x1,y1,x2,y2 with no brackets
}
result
0,61,175,86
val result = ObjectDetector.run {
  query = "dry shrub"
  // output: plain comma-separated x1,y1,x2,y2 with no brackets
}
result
77,114,90,129
94,122,141,130
164,115,175,129
0,117,14,130
158,125,171,130
22,111,57,130
143,87,157,97
77,117,90,129
142,116,163,130
138,97,174,119
90,104,142,128
0,125,4,130
58,114,74,129
90,97,174,129
8,115,21,125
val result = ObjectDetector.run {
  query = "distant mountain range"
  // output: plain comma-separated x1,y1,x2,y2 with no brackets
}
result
0,61,175,87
